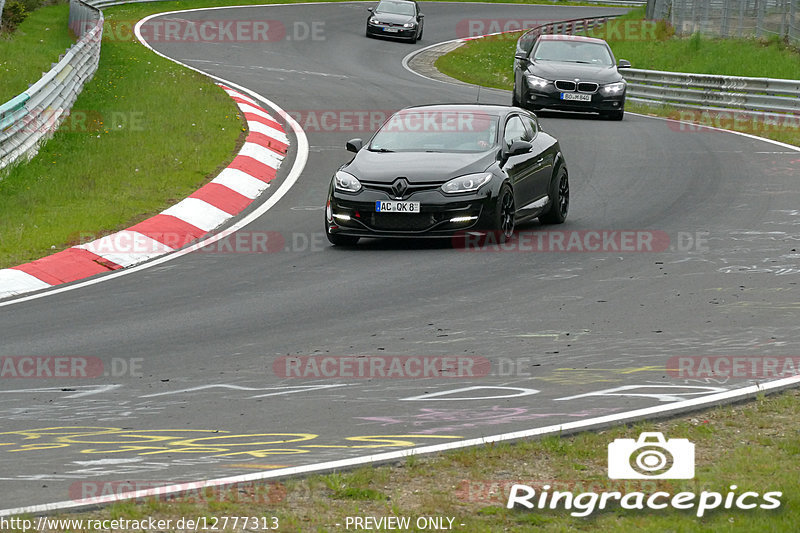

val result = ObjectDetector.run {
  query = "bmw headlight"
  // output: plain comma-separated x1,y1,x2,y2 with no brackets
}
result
334,171,362,193
601,81,626,95
442,173,492,195
525,74,549,90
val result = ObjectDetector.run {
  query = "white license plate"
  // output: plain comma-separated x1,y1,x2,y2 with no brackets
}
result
376,201,420,213
383,27,399,33
561,92,592,102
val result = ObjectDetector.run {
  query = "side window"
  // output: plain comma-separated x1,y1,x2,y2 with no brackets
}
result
522,116,538,138
503,116,527,147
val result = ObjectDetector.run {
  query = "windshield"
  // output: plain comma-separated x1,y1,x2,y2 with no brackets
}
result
369,110,499,153
533,40,614,66
375,0,416,16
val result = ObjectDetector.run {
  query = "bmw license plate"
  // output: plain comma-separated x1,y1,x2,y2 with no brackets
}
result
376,201,420,213
383,27,399,33
561,93,592,101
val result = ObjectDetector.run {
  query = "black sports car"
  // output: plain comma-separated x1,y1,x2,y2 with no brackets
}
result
325,104,569,246
365,0,424,42
513,34,631,120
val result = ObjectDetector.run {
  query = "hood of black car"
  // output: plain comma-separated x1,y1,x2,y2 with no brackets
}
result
344,150,494,184
529,61,622,84
371,13,415,25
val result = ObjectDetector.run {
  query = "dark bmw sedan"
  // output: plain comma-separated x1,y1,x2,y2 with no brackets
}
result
513,34,631,120
325,105,569,246
365,0,424,42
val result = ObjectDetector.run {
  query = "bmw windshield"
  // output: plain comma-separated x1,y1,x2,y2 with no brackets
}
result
533,40,614,66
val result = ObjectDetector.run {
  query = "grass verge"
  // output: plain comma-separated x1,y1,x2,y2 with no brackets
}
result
435,7,800,147
11,387,799,531
0,1,74,103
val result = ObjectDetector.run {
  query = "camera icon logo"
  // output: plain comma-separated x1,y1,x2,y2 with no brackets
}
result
608,432,694,479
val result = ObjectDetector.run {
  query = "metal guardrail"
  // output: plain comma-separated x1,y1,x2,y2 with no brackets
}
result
516,14,800,119
623,69,800,115
0,0,103,170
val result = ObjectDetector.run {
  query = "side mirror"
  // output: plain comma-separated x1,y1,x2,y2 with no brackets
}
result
418,13,424,18
507,140,532,157
617,59,631,69
346,138,363,153
367,7,373,12
514,52,529,63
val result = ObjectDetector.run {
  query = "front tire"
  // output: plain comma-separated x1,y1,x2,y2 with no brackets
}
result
494,185,516,243
539,166,569,224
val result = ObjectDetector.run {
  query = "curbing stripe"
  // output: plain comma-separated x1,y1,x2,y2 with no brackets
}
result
161,198,233,233
239,142,283,169
245,112,285,134
228,154,278,183
0,269,52,299
189,183,253,215
247,131,289,155
211,167,270,199
11,249,121,285
129,215,208,249
237,102,275,122
75,231,174,268
249,120,289,142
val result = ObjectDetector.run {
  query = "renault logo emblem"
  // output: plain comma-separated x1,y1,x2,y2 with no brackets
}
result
392,178,409,198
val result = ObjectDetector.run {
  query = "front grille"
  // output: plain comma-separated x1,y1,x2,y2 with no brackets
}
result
368,213,438,231
555,80,576,91
362,182,442,199
577,82,599,93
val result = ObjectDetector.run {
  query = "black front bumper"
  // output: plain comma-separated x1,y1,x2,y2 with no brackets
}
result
327,188,495,239
524,88,625,113
366,23,416,40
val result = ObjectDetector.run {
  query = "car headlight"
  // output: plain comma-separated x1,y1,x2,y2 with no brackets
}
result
403,22,415,28
601,81,626,95
441,173,492,195
334,171,362,193
525,74,550,90
369,17,379,24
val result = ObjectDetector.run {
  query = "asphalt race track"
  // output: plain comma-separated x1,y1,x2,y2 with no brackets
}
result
1,2,800,511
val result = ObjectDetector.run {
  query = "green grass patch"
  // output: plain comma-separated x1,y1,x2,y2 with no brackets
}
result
17,388,800,531
0,1,74,103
